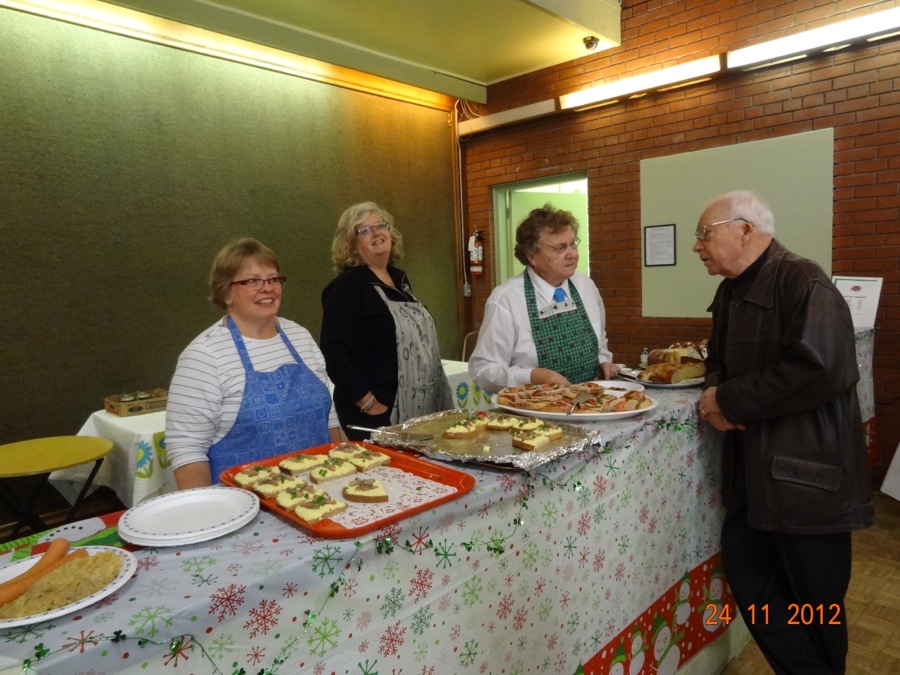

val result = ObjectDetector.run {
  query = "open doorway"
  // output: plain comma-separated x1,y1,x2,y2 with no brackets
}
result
491,173,589,285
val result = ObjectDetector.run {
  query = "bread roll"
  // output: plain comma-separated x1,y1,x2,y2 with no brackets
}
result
639,362,705,384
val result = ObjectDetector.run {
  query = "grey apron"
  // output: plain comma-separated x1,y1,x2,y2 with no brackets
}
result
374,286,452,423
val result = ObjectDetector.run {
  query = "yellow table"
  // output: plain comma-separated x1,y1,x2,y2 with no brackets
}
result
0,436,112,539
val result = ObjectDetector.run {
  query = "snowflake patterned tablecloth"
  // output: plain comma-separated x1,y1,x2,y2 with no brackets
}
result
2,387,738,674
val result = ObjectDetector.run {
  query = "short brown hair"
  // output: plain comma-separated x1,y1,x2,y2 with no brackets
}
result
331,201,404,272
514,204,579,266
208,238,279,310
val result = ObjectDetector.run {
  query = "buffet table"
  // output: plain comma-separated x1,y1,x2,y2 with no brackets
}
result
2,387,749,674
50,361,492,508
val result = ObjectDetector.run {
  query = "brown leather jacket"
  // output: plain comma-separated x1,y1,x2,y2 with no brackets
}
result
706,240,873,533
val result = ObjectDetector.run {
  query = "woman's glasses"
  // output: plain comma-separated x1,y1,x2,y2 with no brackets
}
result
355,222,391,237
230,276,287,289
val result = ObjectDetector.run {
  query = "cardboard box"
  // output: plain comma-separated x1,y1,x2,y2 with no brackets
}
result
104,388,168,416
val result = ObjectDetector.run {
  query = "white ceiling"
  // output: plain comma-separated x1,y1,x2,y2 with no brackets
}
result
102,0,621,102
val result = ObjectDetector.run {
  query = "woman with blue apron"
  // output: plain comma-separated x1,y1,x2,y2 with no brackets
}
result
167,238,338,490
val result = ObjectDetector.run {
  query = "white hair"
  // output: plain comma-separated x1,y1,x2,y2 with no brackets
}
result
707,190,775,235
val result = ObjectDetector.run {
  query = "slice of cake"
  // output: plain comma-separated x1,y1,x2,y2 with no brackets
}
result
345,449,391,472
485,413,519,430
443,419,483,439
515,417,542,432
533,422,564,440
342,478,389,503
511,430,551,452
279,453,329,476
294,495,348,524
308,457,357,484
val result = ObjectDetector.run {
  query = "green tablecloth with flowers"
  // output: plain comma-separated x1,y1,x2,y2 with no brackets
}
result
8,387,741,674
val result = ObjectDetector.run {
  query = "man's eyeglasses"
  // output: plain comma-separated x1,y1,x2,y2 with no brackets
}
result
355,222,391,237
538,238,581,255
230,276,287,289
694,217,747,241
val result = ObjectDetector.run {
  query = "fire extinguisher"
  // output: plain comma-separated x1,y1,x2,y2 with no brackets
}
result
468,231,484,276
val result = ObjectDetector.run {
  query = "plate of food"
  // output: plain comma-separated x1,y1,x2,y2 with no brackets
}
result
494,380,655,421
118,486,259,546
621,340,708,388
366,410,603,471
219,443,475,539
0,543,136,628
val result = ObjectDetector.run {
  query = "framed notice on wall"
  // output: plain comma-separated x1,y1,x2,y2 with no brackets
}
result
644,224,676,267
832,276,883,328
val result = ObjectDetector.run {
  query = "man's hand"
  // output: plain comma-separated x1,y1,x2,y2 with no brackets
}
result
698,385,746,431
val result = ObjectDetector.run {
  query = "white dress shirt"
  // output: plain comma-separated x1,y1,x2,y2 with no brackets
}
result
468,267,614,393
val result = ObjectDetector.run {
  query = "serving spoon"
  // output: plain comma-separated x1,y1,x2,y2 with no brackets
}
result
347,425,434,442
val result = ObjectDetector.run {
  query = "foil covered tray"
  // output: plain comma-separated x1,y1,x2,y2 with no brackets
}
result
369,410,602,472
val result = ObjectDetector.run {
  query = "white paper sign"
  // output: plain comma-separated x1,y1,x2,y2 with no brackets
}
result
832,276,883,328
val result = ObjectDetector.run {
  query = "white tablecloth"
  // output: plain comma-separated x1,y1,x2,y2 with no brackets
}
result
442,358,495,411
49,410,173,508
7,387,750,674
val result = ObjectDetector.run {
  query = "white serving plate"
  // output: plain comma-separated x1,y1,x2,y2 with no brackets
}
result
498,396,658,422
619,370,704,388
0,546,136,628
118,486,259,546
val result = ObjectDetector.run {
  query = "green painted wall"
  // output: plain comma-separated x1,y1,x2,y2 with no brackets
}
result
0,9,458,443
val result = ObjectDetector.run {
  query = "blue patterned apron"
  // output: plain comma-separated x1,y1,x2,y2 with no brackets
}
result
208,317,331,481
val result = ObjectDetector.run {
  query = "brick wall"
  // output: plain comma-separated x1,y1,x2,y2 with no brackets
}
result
459,0,900,483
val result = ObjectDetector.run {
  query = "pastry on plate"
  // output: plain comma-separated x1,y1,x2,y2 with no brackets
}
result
308,458,357,484
279,453,329,476
342,477,389,503
511,430,551,451
294,495,348,524
233,465,273,486
345,449,391,472
275,483,327,510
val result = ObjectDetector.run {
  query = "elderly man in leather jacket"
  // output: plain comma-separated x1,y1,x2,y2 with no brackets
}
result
693,190,873,675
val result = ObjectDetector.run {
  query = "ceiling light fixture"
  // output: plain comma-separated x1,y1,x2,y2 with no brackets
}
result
727,6,900,70
558,55,723,111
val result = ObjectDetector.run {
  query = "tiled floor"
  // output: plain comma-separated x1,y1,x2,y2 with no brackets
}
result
722,492,900,674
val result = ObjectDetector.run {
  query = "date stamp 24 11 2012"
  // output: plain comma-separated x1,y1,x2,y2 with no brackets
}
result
705,603,843,627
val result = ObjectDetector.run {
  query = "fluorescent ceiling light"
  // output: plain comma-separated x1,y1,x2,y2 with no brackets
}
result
457,99,557,135
727,6,900,69
558,55,723,110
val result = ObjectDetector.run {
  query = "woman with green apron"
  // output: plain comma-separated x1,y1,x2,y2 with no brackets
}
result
468,203,619,393
321,202,452,440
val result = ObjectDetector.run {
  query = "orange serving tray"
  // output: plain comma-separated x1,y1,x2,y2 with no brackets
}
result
219,443,476,539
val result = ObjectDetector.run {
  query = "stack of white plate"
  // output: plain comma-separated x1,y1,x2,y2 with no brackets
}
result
118,486,259,547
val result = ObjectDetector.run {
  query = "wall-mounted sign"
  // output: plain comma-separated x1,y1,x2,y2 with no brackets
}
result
644,223,676,267
832,276,883,328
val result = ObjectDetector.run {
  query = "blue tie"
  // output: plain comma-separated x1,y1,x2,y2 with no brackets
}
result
553,288,566,303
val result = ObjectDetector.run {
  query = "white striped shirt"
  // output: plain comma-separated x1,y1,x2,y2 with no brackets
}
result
166,318,339,470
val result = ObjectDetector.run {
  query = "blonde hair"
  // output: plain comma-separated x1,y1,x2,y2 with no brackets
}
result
208,238,279,310
331,201,404,272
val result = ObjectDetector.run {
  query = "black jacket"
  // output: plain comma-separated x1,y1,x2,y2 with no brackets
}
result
320,265,414,424
707,239,873,533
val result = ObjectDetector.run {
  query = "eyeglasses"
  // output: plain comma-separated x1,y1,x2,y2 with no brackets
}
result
355,222,391,237
694,217,747,241
230,276,286,289
537,238,581,255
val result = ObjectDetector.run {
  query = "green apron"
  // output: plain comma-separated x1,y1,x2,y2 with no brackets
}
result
524,272,600,383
